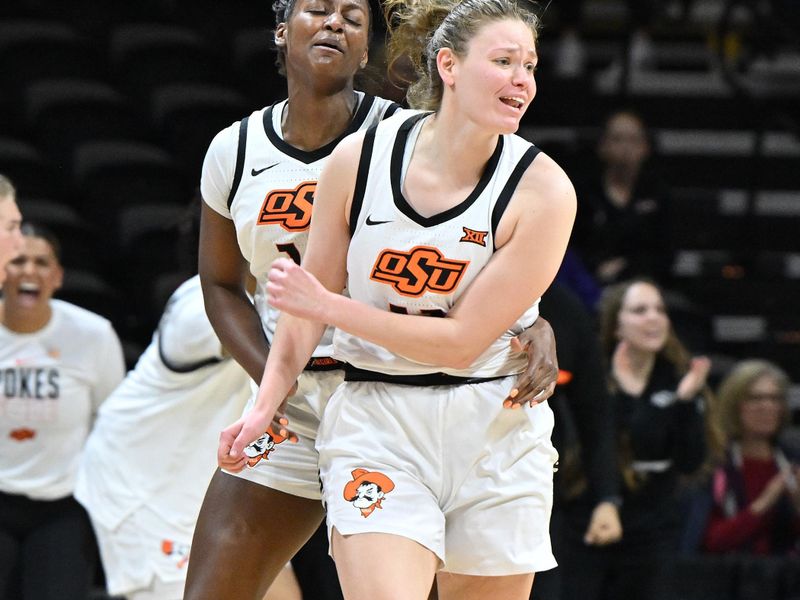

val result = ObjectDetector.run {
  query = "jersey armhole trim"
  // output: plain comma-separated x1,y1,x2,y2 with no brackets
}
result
383,103,403,119
490,144,541,250
349,124,378,237
157,331,225,374
226,116,250,210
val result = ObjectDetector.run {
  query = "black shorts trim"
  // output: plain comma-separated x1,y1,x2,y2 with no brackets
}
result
344,366,506,387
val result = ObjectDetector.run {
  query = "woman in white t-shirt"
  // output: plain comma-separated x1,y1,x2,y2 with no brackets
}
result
0,224,125,600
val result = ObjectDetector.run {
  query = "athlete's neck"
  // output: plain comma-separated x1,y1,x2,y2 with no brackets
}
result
282,85,358,151
418,107,499,190
1,301,53,334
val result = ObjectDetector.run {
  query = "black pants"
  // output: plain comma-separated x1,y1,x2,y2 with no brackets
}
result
532,509,675,600
0,491,94,600
292,523,344,600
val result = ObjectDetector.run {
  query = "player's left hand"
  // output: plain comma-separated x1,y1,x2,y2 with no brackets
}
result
504,317,558,409
267,258,329,322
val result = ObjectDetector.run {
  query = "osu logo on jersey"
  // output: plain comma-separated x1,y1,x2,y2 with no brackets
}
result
370,246,469,297
257,181,316,231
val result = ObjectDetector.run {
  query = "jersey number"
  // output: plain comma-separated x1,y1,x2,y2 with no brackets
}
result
276,243,301,265
389,304,446,318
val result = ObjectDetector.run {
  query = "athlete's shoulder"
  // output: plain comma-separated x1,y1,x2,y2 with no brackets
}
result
382,107,425,126
51,299,118,336
371,94,404,117
509,136,574,202
209,106,269,150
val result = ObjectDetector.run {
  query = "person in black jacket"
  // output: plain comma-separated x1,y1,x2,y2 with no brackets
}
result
558,279,710,600
572,110,670,286
532,282,622,600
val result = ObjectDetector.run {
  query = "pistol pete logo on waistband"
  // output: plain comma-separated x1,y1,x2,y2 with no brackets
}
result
257,181,316,231
370,246,469,297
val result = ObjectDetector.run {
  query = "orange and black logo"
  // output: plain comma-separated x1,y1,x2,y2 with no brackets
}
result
257,181,316,231
370,246,469,297
460,227,488,247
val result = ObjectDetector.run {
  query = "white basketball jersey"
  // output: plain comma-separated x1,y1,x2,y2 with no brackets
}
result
334,112,542,378
202,93,401,357
75,276,251,529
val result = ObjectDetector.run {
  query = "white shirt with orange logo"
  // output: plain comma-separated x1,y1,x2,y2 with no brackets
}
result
0,300,124,500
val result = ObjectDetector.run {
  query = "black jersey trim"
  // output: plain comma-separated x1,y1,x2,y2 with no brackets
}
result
158,333,224,374
349,124,378,237
345,365,506,387
227,116,250,210
490,145,541,250
390,113,504,228
383,102,403,119
262,94,377,164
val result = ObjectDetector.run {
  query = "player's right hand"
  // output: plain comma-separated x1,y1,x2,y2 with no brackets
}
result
219,407,273,471
218,416,251,473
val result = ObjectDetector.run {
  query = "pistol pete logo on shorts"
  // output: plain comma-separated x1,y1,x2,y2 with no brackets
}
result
257,181,316,231
244,426,287,467
344,468,396,518
370,246,469,297
161,539,190,569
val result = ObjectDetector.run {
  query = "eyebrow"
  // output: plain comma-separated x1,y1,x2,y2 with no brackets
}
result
492,46,538,58
341,1,366,11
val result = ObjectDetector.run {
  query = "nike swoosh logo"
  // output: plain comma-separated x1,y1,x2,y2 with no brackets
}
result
251,163,279,176
366,215,392,226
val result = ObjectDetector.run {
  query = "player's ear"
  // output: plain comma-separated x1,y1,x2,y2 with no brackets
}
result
275,23,288,49
437,48,457,88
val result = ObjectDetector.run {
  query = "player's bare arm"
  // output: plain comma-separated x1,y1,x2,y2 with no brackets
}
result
199,203,270,383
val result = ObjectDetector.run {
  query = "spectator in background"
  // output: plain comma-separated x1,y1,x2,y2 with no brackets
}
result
562,279,710,600
0,224,125,600
0,175,24,288
532,282,622,600
572,110,670,286
702,360,800,555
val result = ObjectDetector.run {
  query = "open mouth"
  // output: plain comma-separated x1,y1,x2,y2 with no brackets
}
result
18,282,41,300
500,96,525,110
313,40,344,53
